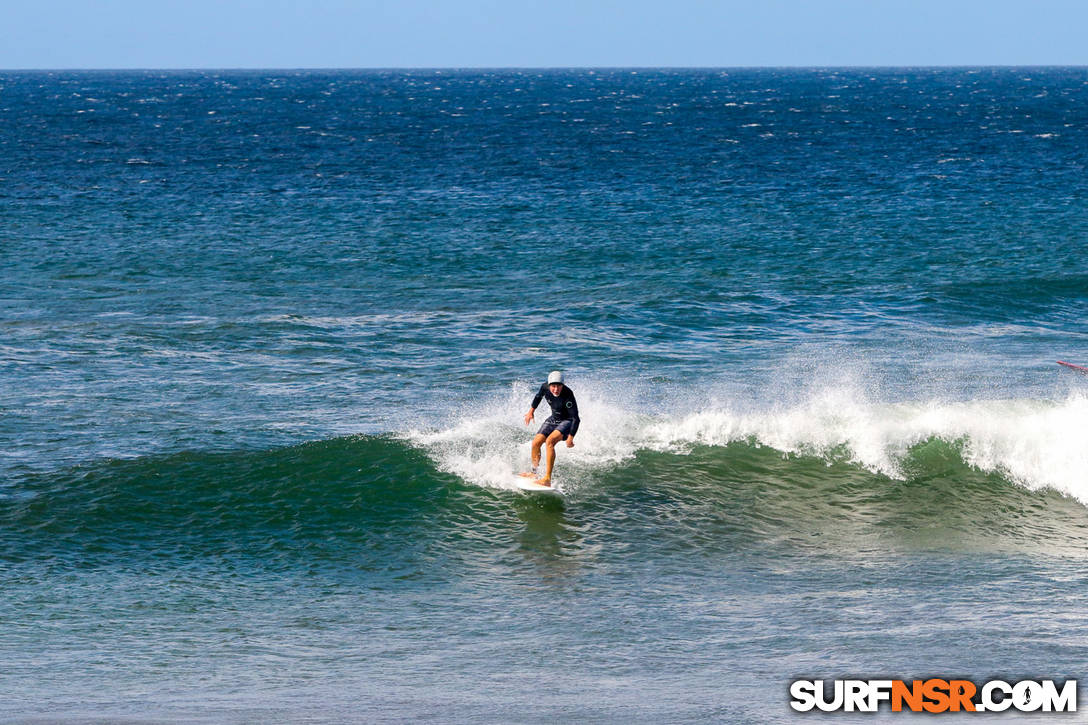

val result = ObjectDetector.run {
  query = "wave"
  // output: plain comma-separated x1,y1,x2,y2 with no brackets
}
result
4,386,1088,565
0,436,459,568
403,383,1088,556
408,381,1088,503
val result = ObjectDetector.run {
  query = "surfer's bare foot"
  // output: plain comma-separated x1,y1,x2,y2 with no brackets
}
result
518,471,536,478
535,477,551,487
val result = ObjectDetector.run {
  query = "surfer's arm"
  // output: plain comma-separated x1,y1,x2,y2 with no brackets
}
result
530,384,546,410
566,394,580,440
525,384,546,424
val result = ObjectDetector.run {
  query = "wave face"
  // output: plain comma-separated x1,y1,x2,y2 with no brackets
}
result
0,436,463,572
412,379,1088,497
410,382,1088,555
6,387,1088,571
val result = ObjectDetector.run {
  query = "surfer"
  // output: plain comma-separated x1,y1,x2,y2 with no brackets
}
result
522,370,579,487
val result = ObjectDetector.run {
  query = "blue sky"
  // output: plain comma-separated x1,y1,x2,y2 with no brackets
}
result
2,0,1086,69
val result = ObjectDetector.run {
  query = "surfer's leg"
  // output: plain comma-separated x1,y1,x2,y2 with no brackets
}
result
529,433,546,473
537,430,563,485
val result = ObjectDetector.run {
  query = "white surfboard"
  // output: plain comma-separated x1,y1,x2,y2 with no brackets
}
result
512,474,562,495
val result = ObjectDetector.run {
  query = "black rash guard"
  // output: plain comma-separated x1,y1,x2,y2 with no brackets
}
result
531,384,580,438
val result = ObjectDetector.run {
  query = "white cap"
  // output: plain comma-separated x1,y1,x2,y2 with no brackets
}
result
547,370,564,385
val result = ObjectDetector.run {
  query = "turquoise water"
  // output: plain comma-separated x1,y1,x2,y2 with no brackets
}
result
2,68,1088,722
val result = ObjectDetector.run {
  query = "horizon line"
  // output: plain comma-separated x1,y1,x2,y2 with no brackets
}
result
3,64,1087,73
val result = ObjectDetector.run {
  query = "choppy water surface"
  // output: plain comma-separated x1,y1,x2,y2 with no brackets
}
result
2,68,1087,722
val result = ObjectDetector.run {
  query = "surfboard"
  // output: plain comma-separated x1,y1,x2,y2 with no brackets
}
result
513,475,562,495
1058,360,1088,375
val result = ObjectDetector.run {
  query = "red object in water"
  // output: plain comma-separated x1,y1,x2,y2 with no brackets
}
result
1057,360,1088,375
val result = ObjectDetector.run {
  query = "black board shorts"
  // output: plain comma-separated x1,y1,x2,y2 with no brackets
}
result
537,418,574,439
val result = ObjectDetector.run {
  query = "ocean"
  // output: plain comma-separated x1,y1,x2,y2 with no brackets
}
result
2,67,1087,722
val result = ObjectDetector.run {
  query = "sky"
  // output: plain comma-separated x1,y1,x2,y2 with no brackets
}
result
2,0,1087,69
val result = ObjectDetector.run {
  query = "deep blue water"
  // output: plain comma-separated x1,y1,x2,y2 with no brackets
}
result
2,68,1088,722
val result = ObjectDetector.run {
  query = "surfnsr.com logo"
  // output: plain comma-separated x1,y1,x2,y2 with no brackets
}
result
789,679,1077,713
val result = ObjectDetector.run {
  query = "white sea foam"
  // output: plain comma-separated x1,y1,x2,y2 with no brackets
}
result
643,393,1088,501
407,379,1088,503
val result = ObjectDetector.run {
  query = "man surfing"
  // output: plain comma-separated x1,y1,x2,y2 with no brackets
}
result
522,370,580,487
